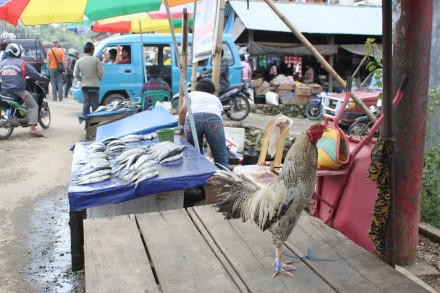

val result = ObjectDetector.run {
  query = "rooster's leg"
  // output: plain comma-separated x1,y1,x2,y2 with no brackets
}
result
272,243,296,278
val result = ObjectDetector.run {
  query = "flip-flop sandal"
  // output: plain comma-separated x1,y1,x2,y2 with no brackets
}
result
30,131,44,137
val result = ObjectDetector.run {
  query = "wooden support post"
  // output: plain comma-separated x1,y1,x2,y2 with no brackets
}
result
70,210,87,271
179,9,189,111
211,0,226,96
392,0,433,266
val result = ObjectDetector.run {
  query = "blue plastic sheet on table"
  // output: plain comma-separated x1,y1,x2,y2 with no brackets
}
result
77,108,139,124
68,136,218,211
95,106,177,141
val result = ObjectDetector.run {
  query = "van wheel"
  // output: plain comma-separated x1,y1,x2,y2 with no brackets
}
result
103,93,127,106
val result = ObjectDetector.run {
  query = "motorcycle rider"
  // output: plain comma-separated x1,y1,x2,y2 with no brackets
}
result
0,43,47,137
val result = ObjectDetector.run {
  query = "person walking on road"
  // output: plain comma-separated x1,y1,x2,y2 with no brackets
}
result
63,48,78,99
47,40,65,101
0,43,48,137
74,41,104,117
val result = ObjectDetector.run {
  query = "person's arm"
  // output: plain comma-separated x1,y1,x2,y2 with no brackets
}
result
46,50,51,65
163,80,171,94
97,59,104,80
25,62,45,81
178,101,188,126
115,45,122,64
73,60,81,82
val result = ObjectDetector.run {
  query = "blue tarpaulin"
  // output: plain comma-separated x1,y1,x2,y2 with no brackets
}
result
77,108,139,124
95,106,177,141
68,137,218,211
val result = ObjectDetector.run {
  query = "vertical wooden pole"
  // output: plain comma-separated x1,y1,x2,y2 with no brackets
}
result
179,9,189,111
190,1,198,94
211,0,226,96
392,0,433,265
382,0,395,267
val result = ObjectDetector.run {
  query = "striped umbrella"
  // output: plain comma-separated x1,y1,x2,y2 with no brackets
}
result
0,0,191,26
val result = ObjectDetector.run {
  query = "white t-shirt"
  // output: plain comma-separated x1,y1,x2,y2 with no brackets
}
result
186,91,223,119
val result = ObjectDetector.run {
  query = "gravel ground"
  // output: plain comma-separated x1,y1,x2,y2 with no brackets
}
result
417,234,440,292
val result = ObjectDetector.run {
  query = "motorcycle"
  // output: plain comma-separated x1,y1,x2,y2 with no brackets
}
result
171,80,251,122
347,106,381,138
0,78,51,140
305,93,324,120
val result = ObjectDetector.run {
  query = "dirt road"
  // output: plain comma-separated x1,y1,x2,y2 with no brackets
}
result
0,98,85,292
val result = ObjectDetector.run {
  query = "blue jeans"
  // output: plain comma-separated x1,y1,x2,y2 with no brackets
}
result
64,74,73,98
82,87,99,116
49,69,64,100
185,113,229,169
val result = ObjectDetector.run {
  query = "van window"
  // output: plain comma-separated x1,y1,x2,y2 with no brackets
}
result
197,43,235,67
143,44,172,87
101,46,118,64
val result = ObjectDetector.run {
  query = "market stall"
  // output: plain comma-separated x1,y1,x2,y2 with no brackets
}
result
69,106,219,271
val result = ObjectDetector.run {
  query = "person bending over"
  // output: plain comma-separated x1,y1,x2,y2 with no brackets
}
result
178,79,229,169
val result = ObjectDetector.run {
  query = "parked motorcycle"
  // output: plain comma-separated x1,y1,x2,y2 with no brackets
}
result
171,81,251,122
0,79,51,140
347,107,381,138
305,93,324,120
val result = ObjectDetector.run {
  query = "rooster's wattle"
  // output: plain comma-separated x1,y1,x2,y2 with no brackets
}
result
213,124,327,277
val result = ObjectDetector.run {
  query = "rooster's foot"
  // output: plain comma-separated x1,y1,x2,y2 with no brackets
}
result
272,259,296,278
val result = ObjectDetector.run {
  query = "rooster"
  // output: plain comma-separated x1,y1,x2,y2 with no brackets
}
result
213,124,326,277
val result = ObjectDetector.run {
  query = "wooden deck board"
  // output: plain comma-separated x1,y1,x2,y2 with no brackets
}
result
192,205,335,293
287,214,430,293
136,209,240,293
187,208,249,292
83,215,159,293
84,208,431,293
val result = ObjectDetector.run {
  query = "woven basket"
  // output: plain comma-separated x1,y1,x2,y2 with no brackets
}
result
316,127,349,170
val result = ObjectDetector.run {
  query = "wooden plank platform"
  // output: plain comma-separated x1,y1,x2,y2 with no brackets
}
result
84,206,431,293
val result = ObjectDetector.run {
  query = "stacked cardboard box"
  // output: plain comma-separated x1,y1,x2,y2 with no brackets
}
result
254,81,271,97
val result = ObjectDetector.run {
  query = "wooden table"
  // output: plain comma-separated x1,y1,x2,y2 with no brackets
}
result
84,112,136,141
84,206,430,293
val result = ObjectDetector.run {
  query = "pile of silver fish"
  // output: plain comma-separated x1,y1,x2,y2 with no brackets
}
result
74,142,111,185
73,138,187,189
93,100,140,113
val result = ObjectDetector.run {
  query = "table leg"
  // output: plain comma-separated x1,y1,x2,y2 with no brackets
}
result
70,210,86,271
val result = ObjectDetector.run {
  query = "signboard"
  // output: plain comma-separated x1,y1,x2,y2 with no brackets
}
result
193,0,217,61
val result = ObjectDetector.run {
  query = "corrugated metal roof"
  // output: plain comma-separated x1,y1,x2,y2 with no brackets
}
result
228,0,382,35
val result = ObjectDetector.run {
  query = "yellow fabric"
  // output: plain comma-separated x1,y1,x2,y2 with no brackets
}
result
132,16,175,33
21,0,87,25
96,15,178,33
165,0,196,6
